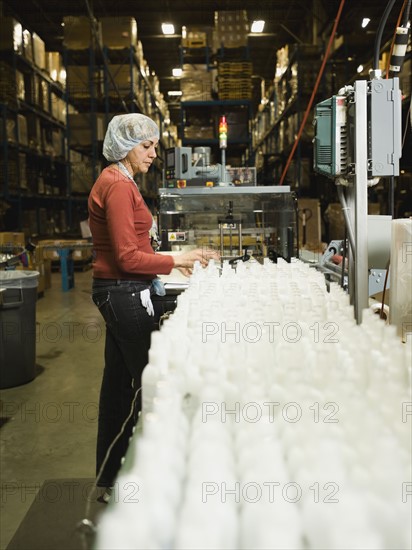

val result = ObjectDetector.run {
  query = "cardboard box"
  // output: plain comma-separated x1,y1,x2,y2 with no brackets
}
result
298,198,322,250
100,17,137,48
214,10,249,48
38,239,92,262
68,113,105,147
66,66,102,100
51,129,64,158
26,113,41,151
17,114,28,146
50,94,67,124
182,29,207,48
181,65,213,101
0,17,23,54
66,65,92,98
39,79,49,112
16,70,25,100
32,32,46,70
0,117,17,142
25,73,40,105
46,52,66,86
63,16,101,49
22,29,33,62
0,232,25,247
106,64,139,96
70,157,95,193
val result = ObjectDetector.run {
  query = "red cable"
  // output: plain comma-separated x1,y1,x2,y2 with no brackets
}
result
279,0,346,185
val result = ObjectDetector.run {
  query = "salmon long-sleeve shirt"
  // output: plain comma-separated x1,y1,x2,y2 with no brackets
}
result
88,166,174,280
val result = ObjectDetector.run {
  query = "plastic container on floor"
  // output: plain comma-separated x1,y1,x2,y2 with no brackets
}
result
0,270,39,389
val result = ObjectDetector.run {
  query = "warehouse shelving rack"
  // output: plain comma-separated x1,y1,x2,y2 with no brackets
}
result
180,99,253,167
176,39,255,168
251,44,324,188
64,44,177,208
0,47,71,235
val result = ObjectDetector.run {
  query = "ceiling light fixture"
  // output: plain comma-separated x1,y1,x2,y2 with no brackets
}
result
357,64,364,73
162,23,175,35
172,68,182,77
251,20,265,33
168,90,182,96
361,18,370,28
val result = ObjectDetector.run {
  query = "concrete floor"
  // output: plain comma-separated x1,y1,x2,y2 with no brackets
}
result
0,269,103,549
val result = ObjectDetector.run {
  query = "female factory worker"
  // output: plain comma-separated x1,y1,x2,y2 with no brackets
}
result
88,113,219,494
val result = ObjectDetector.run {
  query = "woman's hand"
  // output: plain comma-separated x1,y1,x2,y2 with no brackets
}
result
176,266,193,277
173,247,220,270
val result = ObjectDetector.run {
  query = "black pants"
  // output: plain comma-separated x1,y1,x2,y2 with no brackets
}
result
92,278,161,488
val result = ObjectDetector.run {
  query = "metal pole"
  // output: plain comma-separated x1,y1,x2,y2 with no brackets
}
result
353,80,369,324
221,149,226,183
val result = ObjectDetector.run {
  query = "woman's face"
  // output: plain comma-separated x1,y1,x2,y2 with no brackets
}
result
126,138,158,174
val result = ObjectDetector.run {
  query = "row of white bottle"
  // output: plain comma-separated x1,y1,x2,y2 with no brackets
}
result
95,259,411,550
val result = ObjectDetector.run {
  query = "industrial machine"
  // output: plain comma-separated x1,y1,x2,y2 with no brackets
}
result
313,77,402,322
164,146,229,187
164,146,257,188
157,186,297,262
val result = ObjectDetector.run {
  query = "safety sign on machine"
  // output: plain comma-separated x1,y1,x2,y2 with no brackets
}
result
168,232,186,242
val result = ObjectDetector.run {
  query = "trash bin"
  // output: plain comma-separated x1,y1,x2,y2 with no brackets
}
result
0,270,39,389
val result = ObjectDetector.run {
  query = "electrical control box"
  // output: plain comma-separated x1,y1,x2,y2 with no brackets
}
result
313,78,402,181
369,78,402,177
313,95,347,178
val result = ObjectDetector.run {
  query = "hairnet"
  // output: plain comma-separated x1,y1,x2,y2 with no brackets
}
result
102,113,159,162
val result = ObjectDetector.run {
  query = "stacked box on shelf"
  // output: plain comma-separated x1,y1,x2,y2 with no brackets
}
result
38,79,49,113
16,70,25,101
66,65,102,100
50,93,67,124
51,129,64,158
38,238,92,264
22,29,33,62
226,109,249,141
46,52,65,85
181,64,213,101
182,28,208,48
269,99,277,125
290,44,321,99
24,73,40,106
135,40,144,65
214,10,249,49
0,152,18,189
26,113,41,151
32,32,46,70
63,16,102,50
0,62,18,106
183,107,215,140
17,114,28,146
0,232,25,247
70,150,97,193
106,64,139,98
22,210,38,236
100,17,137,48
67,113,105,148
0,17,23,54
275,46,289,77
218,61,252,100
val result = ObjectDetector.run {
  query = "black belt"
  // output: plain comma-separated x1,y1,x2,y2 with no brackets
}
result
93,278,152,286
